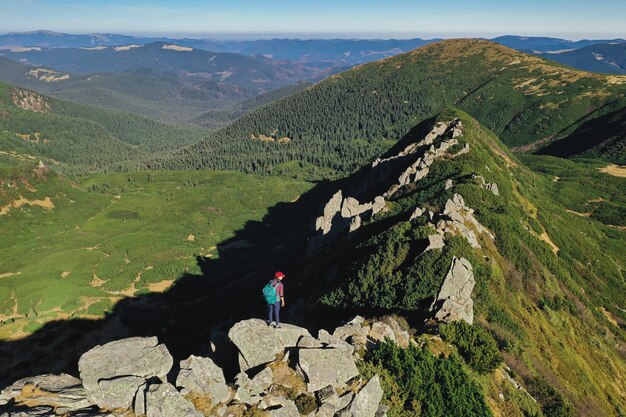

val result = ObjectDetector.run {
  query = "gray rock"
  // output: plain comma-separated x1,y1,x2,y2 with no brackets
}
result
341,197,372,218
233,372,263,406
314,402,337,417
133,383,147,417
485,182,499,196
145,383,202,417
0,374,91,413
409,207,424,220
345,375,383,417
376,404,390,417
349,215,362,233
229,319,312,371
317,330,353,353
424,234,445,252
265,397,299,417
298,348,359,392
251,367,274,391
368,322,396,344
315,385,337,403
444,179,454,190
78,337,172,410
371,197,385,215
0,406,55,417
315,191,343,235
298,335,323,349
431,257,475,324
176,355,230,404
326,391,354,412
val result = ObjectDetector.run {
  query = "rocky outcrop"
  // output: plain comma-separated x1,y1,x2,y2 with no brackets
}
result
309,119,467,255
78,337,172,410
1,317,402,417
430,257,475,324
228,319,311,371
472,174,499,196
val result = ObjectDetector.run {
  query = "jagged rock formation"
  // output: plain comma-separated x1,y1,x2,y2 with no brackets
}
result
308,118,471,255
0,318,398,417
472,174,499,196
430,257,476,324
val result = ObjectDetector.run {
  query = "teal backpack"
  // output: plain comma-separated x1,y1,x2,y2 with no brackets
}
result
262,280,278,304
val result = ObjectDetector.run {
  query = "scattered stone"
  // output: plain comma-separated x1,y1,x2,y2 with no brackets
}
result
176,355,230,404
298,348,359,392
78,337,173,410
145,383,202,417
445,179,454,190
229,319,311,371
410,207,424,220
430,257,475,324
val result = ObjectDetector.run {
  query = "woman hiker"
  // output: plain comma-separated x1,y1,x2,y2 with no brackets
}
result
263,271,285,329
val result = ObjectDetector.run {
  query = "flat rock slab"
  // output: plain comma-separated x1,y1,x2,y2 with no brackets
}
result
298,348,359,392
0,374,92,414
228,319,311,371
78,337,173,410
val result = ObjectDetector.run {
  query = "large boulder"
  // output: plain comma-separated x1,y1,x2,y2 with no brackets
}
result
297,348,359,392
145,383,202,417
430,257,475,324
78,337,173,410
0,374,91,414
176,355,230,404
344,376,383,417
228,319,311,371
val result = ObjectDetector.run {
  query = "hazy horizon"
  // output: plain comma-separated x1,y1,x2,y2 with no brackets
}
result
1,0,624,41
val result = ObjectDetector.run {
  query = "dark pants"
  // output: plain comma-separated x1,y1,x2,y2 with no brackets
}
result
268,301,281,325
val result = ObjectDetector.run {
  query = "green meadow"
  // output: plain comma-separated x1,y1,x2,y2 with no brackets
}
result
0,165,311,339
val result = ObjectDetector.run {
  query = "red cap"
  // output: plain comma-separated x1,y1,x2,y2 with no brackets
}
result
275,271,285,279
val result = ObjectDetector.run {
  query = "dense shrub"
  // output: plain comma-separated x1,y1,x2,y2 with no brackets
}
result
439,321,502,374
364,340,492,417
527,377,574,417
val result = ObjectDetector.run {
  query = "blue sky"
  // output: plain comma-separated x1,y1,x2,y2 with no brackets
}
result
1,0,625,39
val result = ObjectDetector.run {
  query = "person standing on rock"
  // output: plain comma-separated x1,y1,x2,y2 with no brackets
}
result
263,271,285,329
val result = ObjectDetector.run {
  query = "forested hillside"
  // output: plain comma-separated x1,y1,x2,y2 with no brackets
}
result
0,82,207,174
155,39,626,176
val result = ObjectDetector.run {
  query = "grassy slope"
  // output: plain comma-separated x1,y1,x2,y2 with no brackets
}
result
161,39,626,175
0,164,311,339
309,109,625,416
0,82,209,174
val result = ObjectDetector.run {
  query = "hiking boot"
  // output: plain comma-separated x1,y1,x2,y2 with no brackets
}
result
275,324,282,329
266,320,273,327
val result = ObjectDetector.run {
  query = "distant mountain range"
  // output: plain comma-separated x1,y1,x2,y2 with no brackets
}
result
2,30,624,68
533,43,626,74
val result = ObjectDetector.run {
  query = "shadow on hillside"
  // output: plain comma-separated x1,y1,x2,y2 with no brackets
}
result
535,106,626,158
0,119,437,386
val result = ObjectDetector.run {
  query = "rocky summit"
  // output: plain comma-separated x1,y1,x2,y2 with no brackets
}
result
0,317,401,417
